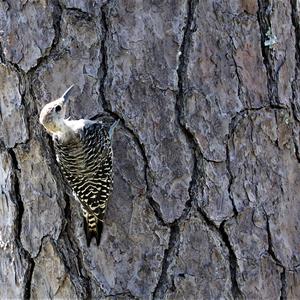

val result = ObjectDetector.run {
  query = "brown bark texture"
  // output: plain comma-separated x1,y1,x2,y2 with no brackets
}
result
0,0,300,299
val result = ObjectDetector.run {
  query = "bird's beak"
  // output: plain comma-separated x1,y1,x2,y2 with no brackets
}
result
62,85,75,104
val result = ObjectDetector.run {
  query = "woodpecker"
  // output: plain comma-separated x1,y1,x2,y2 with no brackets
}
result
39,85,118,246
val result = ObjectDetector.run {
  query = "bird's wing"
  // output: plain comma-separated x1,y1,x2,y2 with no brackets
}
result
54,121,113,221
74,122,113,221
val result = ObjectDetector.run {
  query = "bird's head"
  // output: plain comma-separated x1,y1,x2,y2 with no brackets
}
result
39,85,75,134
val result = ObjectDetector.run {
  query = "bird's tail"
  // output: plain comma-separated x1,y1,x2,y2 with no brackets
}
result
83,213,103,247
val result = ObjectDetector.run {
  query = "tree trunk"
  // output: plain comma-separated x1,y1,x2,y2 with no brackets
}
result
0,0,300,299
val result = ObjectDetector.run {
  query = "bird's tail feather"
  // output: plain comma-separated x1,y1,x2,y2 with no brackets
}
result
83,213,103,247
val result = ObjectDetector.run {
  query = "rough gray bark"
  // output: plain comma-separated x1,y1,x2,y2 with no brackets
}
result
0,0,300,299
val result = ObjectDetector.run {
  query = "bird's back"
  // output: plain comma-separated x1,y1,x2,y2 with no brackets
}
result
54,121,113,245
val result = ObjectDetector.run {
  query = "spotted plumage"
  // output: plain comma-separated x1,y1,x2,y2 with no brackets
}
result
54,122,113,245
39,85,118,246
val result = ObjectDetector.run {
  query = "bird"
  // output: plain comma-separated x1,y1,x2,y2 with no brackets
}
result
39,85,119,246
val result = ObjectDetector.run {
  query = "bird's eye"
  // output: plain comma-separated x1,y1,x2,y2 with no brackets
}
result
55,105,62,113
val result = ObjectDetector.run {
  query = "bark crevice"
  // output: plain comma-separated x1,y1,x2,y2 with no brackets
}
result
263,208,283,267
219,221,244,300
152,222,180,299
280,267,287,300
225,140,239,216
0,41,5,63
61,5,93,19
175,0,201,218
257,0,281,107
7,148,35,300
26,0,62,75
99,3,109,111
197,207,244,299
263,208,288,299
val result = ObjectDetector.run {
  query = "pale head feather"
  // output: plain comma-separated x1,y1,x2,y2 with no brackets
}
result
39,85,75,135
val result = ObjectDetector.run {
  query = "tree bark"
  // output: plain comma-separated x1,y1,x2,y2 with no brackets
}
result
0,0,300,299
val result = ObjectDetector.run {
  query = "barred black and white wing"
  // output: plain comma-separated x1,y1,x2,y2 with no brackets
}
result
54,122,113,246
